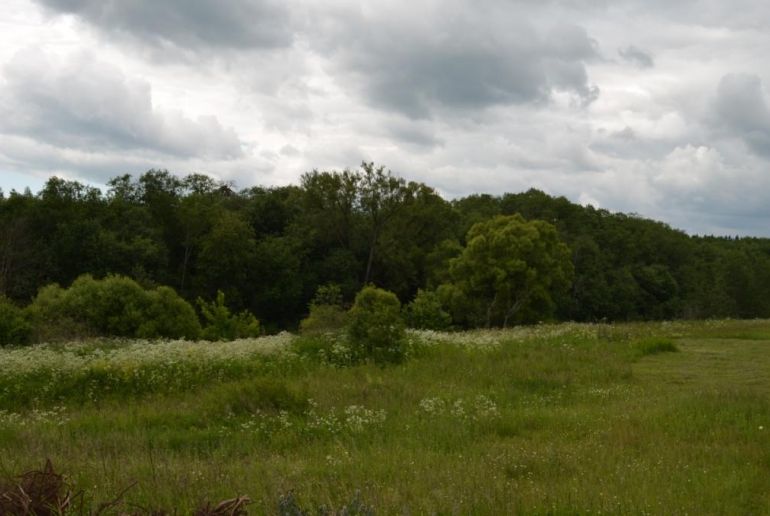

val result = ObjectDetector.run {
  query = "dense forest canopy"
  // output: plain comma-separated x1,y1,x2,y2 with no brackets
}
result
2,165,770,333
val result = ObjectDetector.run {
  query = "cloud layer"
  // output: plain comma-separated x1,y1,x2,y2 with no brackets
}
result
34,0,293,52
2,0,770,236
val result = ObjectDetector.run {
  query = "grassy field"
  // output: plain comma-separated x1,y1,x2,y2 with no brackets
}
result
1,320,769,514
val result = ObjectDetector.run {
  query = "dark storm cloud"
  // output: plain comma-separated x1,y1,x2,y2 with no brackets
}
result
0,49,243,159
618,45,654,68
29,0,601,117
32,0,292,51
714,73,770,157
314,4,599,118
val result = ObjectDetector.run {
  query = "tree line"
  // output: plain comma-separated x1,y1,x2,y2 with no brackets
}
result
1,164,769,335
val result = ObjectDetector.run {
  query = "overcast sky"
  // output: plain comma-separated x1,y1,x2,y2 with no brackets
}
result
2,0,770,236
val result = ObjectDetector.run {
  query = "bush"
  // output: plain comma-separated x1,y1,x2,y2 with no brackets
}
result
64,275,149,336
138,286,201,339
0,297,32,346
198,290,260,341
299,284,349,335
25,284,92,342
404,289,452,330
27,274,200,341
348,286,405,364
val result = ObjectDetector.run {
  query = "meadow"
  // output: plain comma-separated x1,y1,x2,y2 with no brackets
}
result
1,320,769,514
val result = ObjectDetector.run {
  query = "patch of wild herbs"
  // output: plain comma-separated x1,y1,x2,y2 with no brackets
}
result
0,320,768,513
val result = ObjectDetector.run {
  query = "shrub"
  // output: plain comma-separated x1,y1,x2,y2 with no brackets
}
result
348,286,405,364
299,284,349,335
25,284,92,342
64,274,149,336
198,290,260,341
27,274,199,341
404,289,452,330
138,286,201,339
0,297,32,346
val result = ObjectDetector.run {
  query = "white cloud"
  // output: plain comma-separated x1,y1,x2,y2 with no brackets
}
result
0,48,244,159
3,0,770,236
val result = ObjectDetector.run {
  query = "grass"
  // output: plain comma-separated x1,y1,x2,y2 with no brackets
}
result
0,320,768,513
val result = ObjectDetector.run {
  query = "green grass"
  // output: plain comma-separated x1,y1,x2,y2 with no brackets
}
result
0,320,769,513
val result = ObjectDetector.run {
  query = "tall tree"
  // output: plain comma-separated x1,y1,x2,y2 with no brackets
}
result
445,214,574,327
358,162,412,284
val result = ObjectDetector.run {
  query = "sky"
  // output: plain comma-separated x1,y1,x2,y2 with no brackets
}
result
1,0,770,236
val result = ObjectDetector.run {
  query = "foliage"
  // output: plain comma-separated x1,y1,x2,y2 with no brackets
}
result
26,275,199,341
445,214,574,327
138,286,201,339
198,290,261,341
0,297,31,346
299,305,349,336
404,289,452,330
347,286,406,363
299,284,349,335
4,170,770,333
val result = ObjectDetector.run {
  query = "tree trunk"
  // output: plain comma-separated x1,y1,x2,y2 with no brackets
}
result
180,242,192,292
363,227,379,285
503,293,528,328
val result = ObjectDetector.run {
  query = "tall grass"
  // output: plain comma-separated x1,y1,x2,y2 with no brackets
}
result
0,320,768,513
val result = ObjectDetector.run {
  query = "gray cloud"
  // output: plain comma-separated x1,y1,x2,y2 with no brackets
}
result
8,0,770,237
714,73,770,156
32,0,293,52
618,45,654,68
313,4,599,118
382,118,445,150
0,49,243,159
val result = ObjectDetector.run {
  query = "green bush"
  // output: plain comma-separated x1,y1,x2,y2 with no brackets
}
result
348,286,406,364
65,274,149,336
299,284,349,335
198,290,260,341
25,284,92,342
27,274,200,341
404,289,452,330
138,286,201,339
0,297,32,346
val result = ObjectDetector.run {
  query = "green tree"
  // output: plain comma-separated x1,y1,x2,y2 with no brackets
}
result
348,286,406,363
446,214,574,327
404,289,451,330
0,297,32,346
196,210,257,308
299,284,349,335
198,290,260,341
358,162,413,284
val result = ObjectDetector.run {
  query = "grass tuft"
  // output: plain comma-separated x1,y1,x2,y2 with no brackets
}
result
634,337,679,357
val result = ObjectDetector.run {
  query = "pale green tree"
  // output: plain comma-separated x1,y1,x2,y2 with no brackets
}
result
446,214,573,327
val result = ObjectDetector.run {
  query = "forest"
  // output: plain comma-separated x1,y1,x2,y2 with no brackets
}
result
1,163,770,340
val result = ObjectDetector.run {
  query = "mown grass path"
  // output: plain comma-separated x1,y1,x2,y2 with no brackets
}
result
635,338,770,393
